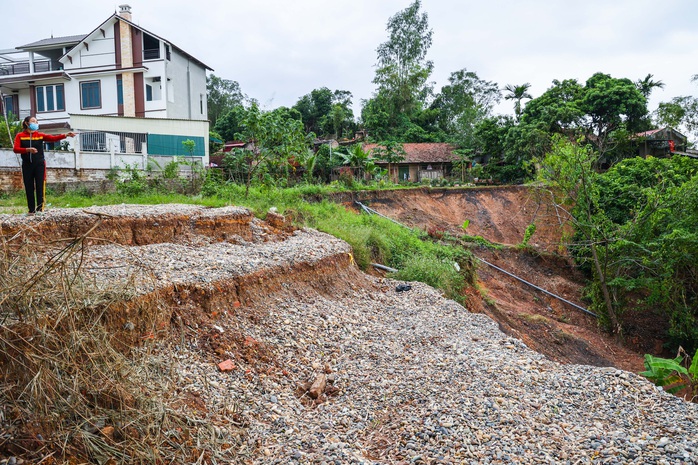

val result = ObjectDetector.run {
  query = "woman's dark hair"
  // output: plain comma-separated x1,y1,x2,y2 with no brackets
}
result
22,116,32,129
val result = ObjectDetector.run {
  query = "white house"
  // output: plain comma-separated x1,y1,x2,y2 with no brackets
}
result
0,4,212,161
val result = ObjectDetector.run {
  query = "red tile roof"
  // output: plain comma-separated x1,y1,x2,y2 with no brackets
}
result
635,128,663,138
363,143,458,164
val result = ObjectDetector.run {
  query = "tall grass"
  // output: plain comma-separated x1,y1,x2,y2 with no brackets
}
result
0,218,245,462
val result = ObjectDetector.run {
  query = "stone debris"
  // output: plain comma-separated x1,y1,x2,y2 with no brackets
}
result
309,373,327,399
217,359,236,372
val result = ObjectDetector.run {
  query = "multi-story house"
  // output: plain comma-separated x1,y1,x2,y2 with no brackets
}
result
0,4,212,162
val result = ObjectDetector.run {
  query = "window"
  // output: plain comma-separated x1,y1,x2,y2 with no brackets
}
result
35,84,65,112
146,78,161,101
117,78,123,105
3,95,16,116
200,94,204,114
165,44,171,61
143,33,160,60
80,81,101,109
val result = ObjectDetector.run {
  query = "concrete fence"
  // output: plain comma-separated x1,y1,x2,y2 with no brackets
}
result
0,148,203,193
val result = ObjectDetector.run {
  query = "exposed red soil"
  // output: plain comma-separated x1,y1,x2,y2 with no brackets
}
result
347,186,653,373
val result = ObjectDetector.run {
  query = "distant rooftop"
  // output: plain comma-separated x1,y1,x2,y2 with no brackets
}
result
364,143,459,163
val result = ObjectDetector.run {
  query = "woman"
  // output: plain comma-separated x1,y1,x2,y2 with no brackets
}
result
13,116,75,214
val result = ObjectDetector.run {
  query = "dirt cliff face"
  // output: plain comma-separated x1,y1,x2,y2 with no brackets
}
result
343,186,648,372
343,186,573,253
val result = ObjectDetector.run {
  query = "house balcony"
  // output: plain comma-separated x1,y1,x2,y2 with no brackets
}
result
0,59,63,76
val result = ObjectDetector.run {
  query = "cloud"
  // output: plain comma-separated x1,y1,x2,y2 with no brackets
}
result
5,0,697,119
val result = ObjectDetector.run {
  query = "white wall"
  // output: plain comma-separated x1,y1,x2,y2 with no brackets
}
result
67,74,120,116
143,59,168,116
68,33,116,71
166,50,207,121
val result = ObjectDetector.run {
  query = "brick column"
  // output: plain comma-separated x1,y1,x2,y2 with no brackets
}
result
119,19,136,117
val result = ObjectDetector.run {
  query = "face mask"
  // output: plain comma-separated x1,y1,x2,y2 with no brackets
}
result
29,123,39,131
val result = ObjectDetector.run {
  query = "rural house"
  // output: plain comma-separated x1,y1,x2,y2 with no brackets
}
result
635,127,691,158
0,4,212,179
364,142,460,183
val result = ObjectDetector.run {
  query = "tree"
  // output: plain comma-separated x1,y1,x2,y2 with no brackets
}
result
293,88,355,138
537,136,621,334
580,72,648,158
593,156,698,351
370,0,434,134
230,104,308,196
0,112,20,149
209,130,224,153
371,141,406,182
521,74,648,163
655,96,698,139
214,105,249,142
431,68,501,144
339,144,375,182
635,73,665,98
521,79,585,133
503,83,532,121
207,75,246,127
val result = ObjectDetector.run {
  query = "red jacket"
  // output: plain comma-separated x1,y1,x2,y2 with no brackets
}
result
14,130,67,163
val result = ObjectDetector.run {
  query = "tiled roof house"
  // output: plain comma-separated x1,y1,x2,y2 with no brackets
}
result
363,142,460,182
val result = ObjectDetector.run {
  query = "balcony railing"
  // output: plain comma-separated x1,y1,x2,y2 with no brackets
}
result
79,130,147,154
0,60,63,76
143,49,160,60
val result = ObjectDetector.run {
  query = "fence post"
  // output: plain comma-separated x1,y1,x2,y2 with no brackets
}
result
74,135,81,170
142,141,148,170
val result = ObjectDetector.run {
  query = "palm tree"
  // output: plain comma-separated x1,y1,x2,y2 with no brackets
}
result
339,144,372,181
636,73,665,98
503,83,532,121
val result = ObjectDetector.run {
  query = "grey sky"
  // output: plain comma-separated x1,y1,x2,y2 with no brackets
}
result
7,0,698,120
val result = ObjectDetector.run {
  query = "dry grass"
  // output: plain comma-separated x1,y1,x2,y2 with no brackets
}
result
0,216,246,464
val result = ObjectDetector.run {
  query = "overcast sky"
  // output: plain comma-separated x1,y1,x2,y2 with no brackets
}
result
6,0,698,119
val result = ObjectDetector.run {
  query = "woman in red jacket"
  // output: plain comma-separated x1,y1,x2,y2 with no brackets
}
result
13,116,75,214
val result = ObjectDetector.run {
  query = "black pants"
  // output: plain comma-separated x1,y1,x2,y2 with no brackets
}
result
21,159,46,213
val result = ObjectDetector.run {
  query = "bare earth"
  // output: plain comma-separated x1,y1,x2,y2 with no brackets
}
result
347,186,655,373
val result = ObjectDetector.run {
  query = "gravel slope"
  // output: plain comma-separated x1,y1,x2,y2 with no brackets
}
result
176,278,698,464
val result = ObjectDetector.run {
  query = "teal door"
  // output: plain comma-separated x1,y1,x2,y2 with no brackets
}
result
398,166,409,182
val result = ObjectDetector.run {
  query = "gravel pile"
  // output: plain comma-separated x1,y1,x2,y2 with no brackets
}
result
166,278,698,464
4,205,697,464
0,204,251,224
81,227,350,295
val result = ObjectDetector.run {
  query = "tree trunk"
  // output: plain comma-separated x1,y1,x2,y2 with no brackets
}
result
589,241,620,334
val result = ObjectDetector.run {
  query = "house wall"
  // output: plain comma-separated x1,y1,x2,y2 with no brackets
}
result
71,74,120,117
167,50,207,120
70,114,209,161
142,42,168,117
65,29,116,72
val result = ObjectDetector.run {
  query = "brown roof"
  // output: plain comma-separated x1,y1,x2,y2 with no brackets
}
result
18,34,87,50
364,143,458,164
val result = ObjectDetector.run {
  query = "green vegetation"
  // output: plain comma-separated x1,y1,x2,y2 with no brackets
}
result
640,349,698,398
539,140,698,350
